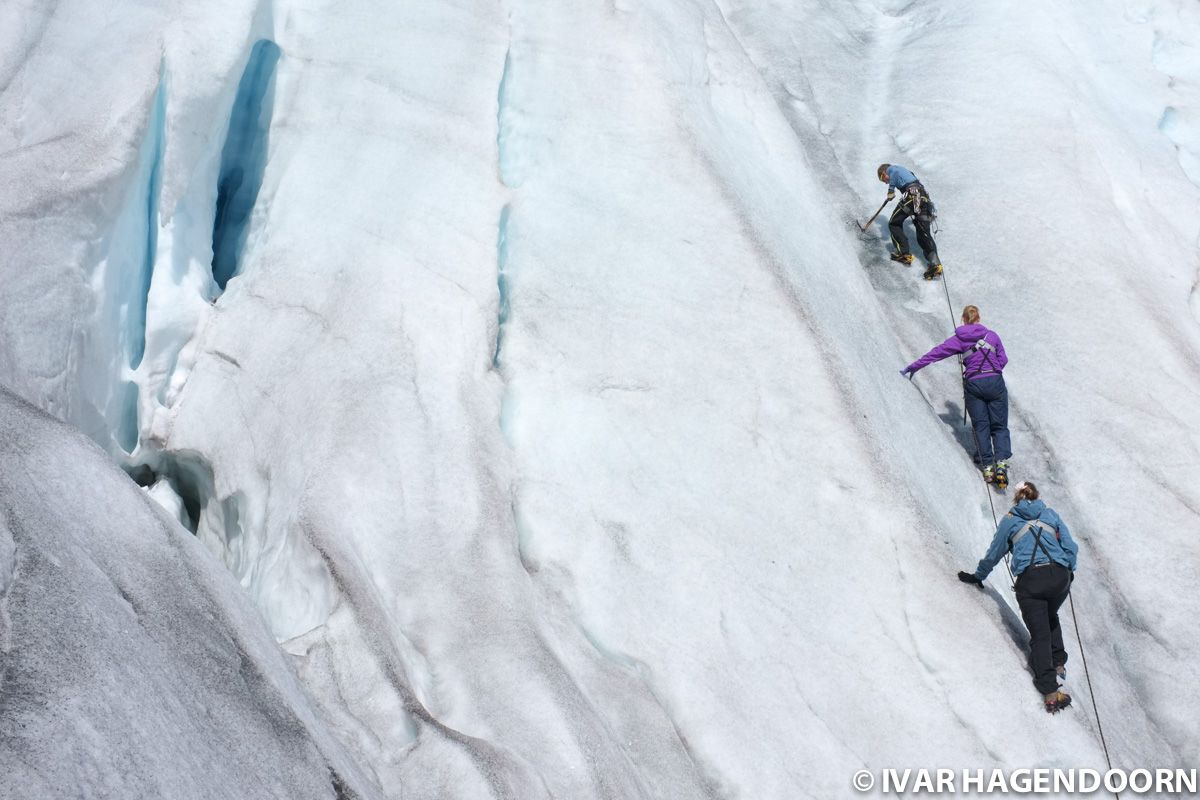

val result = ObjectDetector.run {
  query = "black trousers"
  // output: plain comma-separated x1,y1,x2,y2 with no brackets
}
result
1015,563,1071,695
888,184,939,264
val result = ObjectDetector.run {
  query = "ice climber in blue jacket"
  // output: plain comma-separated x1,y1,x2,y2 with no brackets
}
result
877,163,942,280
958,481,1079,713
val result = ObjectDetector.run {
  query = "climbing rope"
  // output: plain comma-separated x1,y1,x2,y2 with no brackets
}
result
1070,595,1118,785
937,264,1114,783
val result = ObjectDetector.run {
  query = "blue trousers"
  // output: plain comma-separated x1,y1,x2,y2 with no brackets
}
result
964,375,1011,464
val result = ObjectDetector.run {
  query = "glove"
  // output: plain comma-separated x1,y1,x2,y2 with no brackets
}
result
887,190,895,201
899,367,913,379
957,571,982,585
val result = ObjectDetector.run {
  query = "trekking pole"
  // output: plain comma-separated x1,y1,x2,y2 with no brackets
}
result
857,197,891,232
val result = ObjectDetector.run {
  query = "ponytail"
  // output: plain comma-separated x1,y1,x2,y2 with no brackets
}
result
1013,481,1039,504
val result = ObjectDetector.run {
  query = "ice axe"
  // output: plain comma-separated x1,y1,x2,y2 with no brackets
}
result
857,197,892,232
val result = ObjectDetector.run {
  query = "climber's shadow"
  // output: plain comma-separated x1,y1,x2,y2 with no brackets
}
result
938,400,982,464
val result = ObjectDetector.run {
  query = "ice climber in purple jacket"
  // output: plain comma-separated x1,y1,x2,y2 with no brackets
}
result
900,305,1013,486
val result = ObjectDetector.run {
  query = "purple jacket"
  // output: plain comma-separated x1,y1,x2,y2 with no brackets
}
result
907,324,1007,380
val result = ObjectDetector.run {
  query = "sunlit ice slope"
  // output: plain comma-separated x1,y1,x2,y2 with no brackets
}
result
495,0,1199,794
1,0,1198,799
711,0,1200,776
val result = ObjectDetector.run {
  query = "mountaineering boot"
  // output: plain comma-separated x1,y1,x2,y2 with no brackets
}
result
993,461,1009,490
890,252,914,264
981,464,996,483
1044,691,1072,714
923,263,943,280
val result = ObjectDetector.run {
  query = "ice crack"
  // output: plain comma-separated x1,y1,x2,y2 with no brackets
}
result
496,46,516,189
493,204,512,368
211,39,281,293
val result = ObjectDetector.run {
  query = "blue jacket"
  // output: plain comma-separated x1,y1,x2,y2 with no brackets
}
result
974,499,1078,580
885,165,919,191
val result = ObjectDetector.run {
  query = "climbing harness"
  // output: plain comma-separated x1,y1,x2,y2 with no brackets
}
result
969,338,1002,378
909,185,923,216
1008,516,1060,551
1008,516,1069,574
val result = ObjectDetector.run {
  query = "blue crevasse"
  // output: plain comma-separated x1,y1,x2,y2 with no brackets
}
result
212,39,282,292
493,204,512,368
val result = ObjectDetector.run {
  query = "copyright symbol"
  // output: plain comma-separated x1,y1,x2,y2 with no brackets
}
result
852,769,874,792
